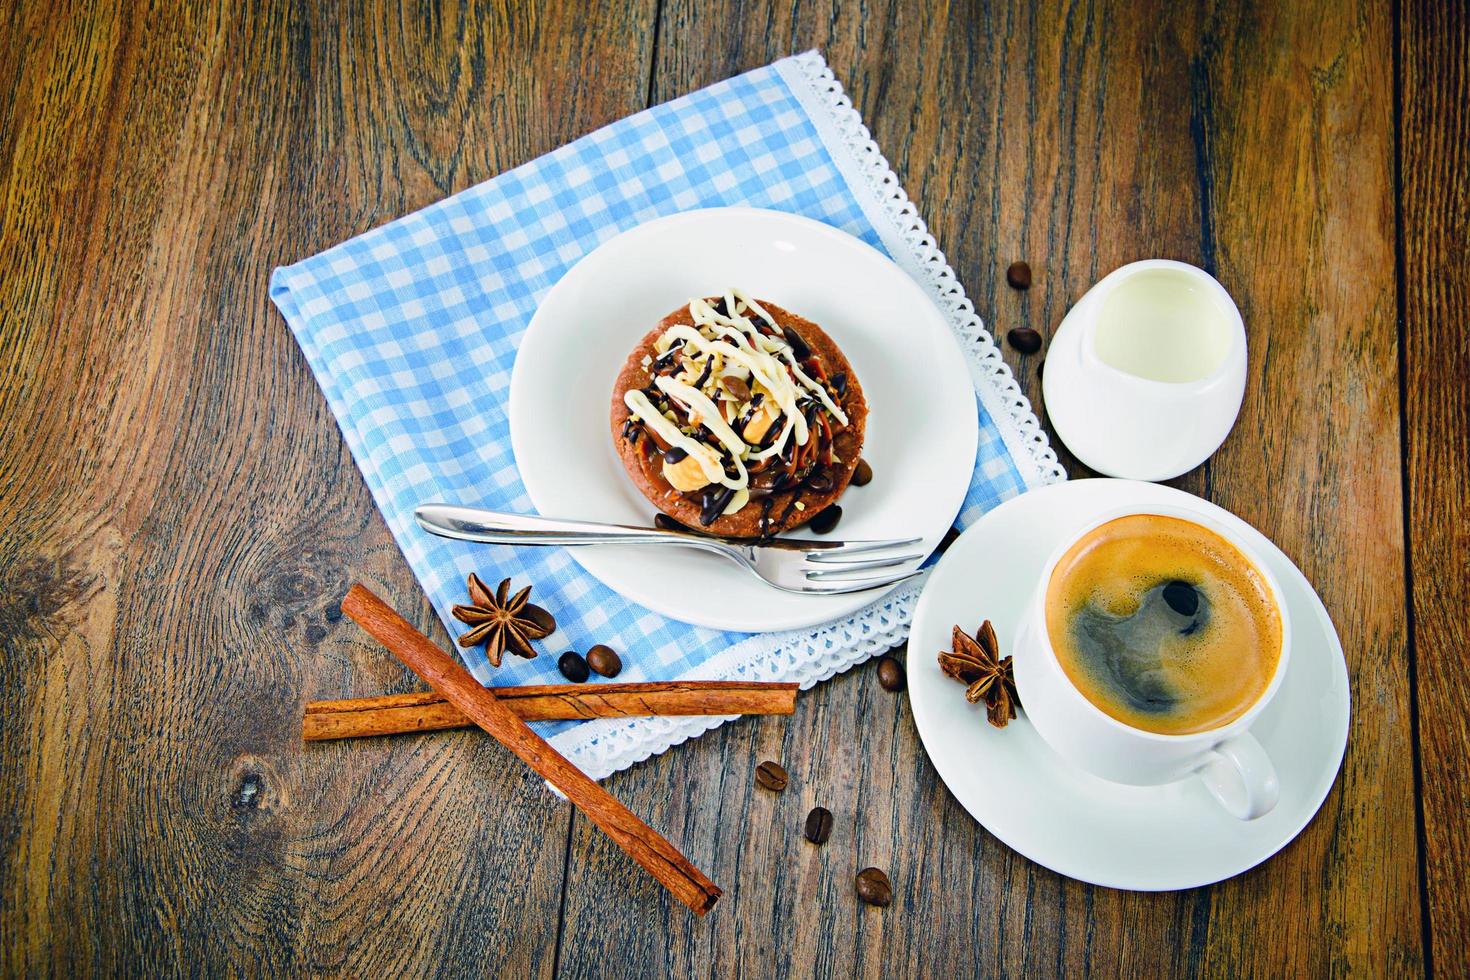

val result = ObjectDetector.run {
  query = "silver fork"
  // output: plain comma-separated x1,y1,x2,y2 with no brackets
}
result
414,503,926,595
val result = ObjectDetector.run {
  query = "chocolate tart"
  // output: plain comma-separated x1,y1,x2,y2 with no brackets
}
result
610,293,867,538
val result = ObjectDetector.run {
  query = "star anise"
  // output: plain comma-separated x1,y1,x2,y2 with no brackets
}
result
938,620,1020,728
451,574,556,668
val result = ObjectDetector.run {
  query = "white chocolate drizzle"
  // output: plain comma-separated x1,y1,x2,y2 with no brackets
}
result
653,375,748,490
622,389,726,485
624,289,850,514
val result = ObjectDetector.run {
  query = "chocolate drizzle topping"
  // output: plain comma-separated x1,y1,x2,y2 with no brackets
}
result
692,357,713,390
782,326,811,360
735,392,765,436
699,486,737,526
757,496,777,539
652,341,684,371
624,293,855,534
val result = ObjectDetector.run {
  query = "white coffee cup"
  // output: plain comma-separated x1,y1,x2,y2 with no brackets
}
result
1042,259,1247,482
1012,504,1291,820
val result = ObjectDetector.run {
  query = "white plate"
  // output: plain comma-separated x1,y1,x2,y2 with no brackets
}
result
509,208,979,631
908,479,1350,890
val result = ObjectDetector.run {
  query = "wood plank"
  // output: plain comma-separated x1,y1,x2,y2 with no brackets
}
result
1399,1,1470,975
556,1,1419,975
0,0,656,973
1162,3,1417,974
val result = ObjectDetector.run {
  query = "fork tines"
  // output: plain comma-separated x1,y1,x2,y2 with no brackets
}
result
789,536,926,594
800,536,922,564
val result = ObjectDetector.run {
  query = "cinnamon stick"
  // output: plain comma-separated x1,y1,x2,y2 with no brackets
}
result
304,682,798,741
340,584,721,916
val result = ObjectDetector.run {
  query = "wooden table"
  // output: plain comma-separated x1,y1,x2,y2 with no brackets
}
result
2,1,1464,975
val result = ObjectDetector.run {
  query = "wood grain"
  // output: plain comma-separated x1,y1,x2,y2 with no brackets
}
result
340,585,721,915
0,0,655,974
0,0,1451,974
1165,3,1419,971
1399,1,1470,975
557,1,1422,976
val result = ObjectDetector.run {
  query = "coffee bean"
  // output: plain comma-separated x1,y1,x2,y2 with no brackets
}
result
586,644,622,677
850,458,873,487
804,806,834,844
1007,327,1043,354
557,650,590,683
876,655,906,692
809,505,842,535
856,867,892,907
755,760,789,792
1006,260,1032,289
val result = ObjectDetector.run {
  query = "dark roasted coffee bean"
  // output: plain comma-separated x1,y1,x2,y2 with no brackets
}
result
876,655,906,692
856,868,892,907
755,760,789,792
809,505,842,534
1006,260,1032,289
782,327,811,360
586,644,622,678
851,459,873,487
1162,580,1200,617
804,807,834,844
663,445,688,463
557,650,590,683
1007,327,1043,354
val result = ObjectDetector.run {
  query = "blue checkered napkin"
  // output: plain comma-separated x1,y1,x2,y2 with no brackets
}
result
271,51,1060,778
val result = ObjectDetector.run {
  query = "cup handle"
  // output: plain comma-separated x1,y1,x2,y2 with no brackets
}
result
1197,733,1280,820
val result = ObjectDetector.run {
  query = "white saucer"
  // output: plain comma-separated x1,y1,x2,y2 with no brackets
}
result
509,207,978,631
908,479,1350,890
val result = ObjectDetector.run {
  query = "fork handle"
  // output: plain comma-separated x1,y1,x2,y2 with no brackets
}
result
414,503,733,551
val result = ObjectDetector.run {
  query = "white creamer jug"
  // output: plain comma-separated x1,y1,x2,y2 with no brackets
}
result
1042,259,1247,481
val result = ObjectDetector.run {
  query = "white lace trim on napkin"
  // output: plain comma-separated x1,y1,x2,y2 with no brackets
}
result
547,50,1062,780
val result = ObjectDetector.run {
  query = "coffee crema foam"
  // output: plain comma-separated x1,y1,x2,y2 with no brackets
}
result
1045,514,1282,736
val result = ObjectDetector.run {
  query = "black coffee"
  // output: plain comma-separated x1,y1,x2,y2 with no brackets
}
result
1045,514,1282,735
